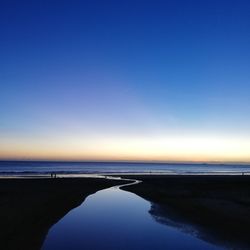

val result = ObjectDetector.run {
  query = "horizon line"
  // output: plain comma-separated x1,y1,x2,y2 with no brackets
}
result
0,159,250,165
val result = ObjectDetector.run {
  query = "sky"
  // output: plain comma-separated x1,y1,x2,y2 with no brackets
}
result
1,0,250,162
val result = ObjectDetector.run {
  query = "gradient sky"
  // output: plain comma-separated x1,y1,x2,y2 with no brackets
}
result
1,0,250,162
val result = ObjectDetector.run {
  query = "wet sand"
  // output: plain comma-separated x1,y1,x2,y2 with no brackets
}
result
2,175,250,249
0,177,128,250
121,175,250,249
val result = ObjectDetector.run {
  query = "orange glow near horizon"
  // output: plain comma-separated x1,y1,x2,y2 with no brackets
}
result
1,134,250,163
2,1,250,167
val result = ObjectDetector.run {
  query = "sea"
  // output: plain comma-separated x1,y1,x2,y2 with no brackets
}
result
0,161,250,175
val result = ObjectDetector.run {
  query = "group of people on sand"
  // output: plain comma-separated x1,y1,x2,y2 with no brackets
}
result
50,173,57,178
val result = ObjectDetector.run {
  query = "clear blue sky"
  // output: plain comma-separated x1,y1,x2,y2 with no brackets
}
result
1,1,250,161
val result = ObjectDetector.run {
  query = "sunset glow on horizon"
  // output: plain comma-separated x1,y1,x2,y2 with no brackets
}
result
1,1,250,163
1,133,250,163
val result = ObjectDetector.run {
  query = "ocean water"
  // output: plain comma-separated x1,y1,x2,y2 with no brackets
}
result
0,161,249,175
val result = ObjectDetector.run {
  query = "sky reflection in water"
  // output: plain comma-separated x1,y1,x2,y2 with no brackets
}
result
42,187,222,250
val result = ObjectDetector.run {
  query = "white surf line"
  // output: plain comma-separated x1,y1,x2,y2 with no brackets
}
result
103,175,141,189
1,171,250,179
118,179,141,189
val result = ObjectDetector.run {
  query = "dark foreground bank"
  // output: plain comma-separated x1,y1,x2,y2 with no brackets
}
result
0,177,128,250
121,175,250,249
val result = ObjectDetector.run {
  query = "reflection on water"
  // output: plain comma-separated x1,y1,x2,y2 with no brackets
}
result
42,187,222,250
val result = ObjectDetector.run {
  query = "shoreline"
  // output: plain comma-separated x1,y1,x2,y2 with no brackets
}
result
0,171,249,179
1,174,250,249
121,175,250,249
0,177,129,250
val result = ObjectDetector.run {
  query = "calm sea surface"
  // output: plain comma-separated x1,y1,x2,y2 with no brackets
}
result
0,161,250,175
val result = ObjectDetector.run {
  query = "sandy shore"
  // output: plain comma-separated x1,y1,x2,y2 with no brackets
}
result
2,174,250,249
0,177,129,250
121,175,250,249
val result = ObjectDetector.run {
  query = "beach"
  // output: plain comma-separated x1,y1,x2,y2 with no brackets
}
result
0,177,128,250
122,175,250,249
1,174,250,249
